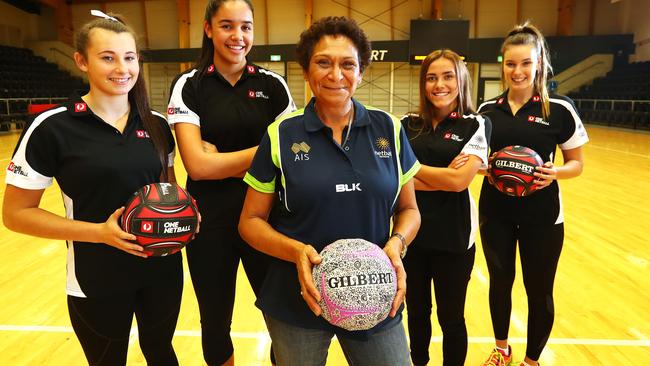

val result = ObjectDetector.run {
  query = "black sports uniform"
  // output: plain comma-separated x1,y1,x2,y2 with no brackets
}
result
477,92,588,360
401,112,490,366
167,62,295,365
6,95,181,365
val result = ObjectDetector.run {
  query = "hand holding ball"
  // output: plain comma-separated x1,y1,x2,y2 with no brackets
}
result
120,183,199,256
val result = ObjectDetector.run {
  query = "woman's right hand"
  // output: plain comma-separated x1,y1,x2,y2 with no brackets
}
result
296,244,322,316
98,207,147,258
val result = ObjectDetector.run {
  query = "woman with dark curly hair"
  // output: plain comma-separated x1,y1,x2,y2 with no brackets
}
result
238,16,420,366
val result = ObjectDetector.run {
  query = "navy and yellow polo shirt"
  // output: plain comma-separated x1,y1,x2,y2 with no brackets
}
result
402,112,491,253
243,97,420,336
6,94,179,298
167,62,295,228
477,91,589,224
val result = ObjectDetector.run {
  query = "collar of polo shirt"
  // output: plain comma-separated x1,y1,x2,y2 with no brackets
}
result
303,98,371,132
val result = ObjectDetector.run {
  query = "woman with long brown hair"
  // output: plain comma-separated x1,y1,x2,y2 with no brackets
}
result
402,49,490,366
3,11,182,365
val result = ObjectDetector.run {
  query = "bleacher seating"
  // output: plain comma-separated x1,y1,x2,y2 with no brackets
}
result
569,61,650,130
0,44,86,131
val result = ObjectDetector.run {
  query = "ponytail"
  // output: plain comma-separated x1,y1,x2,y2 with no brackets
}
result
501,21,553,120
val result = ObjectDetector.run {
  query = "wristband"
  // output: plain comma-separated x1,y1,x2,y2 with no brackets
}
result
391,232,407,259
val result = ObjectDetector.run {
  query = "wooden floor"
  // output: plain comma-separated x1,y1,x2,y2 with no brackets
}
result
0,125,649,365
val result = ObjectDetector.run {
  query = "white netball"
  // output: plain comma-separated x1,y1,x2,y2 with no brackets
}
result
312,238,397,331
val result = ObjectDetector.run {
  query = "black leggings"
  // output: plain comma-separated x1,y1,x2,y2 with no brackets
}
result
186,225,271,365
479,215,564,361
404,245,475,366
67,275,183,366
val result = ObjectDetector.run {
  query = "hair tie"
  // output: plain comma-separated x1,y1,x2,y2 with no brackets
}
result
507,26,537,38
90,9,120,23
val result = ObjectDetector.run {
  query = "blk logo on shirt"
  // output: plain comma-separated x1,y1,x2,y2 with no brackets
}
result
141,221,154,233
75,103,86,112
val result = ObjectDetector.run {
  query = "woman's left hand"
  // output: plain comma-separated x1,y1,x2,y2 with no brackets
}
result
384,239,406,318
534,162,557,189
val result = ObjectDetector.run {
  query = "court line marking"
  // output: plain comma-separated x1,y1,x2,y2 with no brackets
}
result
1,325,648,347
588,143,650,159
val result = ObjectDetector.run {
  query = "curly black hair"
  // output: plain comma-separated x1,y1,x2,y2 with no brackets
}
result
296,16,372,73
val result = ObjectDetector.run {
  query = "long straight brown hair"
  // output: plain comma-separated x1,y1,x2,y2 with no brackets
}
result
75,14,170,180
500,21,553,120
408,49,475,137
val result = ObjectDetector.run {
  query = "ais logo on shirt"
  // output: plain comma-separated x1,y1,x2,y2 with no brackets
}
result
374,137,392,159
291,142,310,161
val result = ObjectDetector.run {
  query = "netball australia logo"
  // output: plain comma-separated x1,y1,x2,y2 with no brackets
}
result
291,141,310,161
374,137,392,159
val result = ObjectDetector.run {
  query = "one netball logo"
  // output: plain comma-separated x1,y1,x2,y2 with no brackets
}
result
75,103,86,112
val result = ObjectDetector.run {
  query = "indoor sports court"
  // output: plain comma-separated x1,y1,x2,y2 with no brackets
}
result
1,0,649,365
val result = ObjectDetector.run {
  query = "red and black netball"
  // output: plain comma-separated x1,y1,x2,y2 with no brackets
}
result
489,145,544,197
120,183,199,256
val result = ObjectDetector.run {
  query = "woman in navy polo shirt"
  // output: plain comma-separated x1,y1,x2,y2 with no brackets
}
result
401,49,490,366
239,16,421,366
478,22,588,366
3,12,182,365
166,0,295,364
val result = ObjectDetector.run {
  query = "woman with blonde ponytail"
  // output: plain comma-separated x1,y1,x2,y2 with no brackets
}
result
477,22,589,366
